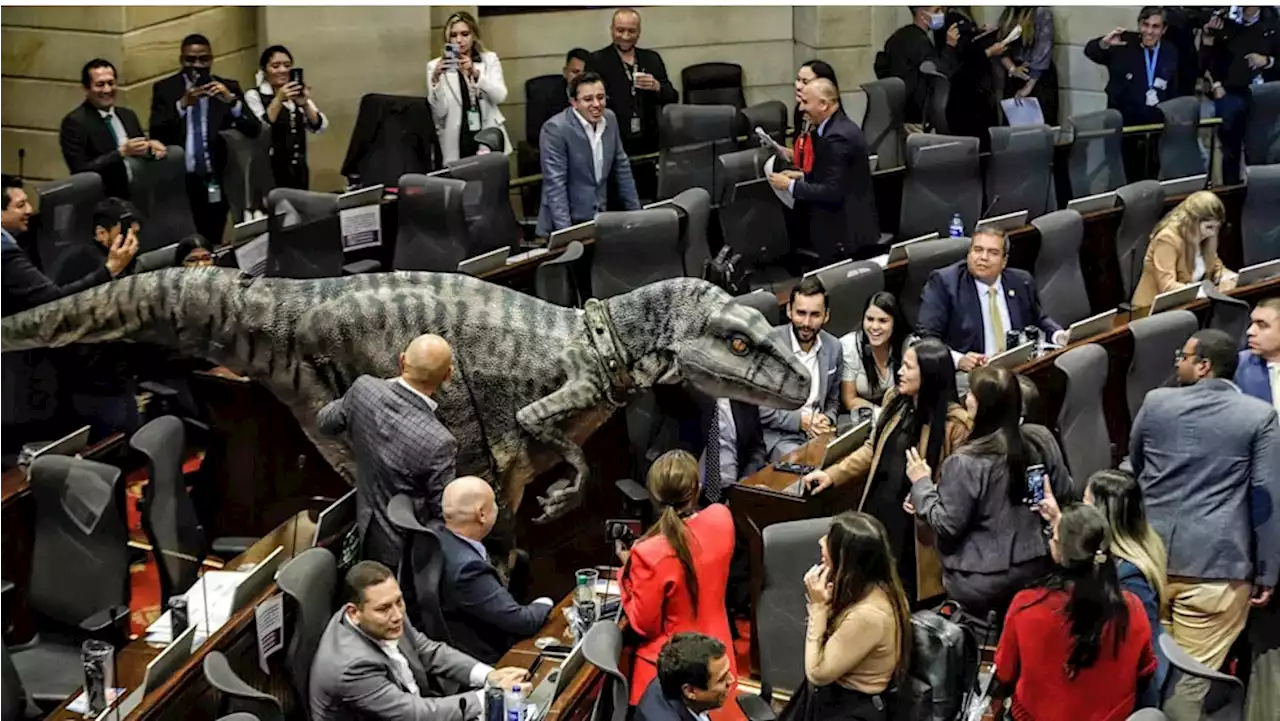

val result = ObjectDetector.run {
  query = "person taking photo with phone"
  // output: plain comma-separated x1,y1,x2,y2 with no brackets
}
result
149,33,260,244
905,366,1066,618
428,11,511,163
245,45,328,191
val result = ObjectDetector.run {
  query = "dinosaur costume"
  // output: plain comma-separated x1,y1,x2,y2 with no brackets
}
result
1,268,809,525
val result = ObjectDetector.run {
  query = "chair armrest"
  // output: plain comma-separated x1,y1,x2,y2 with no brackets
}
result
79,604,130,635
615,479,651,505
210,537,257,558
737,692,777,721
1,578,13,597
1158,634,1243,685
343,259,382,275
542,240,584,267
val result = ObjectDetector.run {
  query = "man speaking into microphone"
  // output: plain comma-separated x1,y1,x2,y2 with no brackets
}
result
769,78,879,264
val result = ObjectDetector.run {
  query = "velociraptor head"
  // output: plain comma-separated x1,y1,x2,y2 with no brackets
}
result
673,296,810,411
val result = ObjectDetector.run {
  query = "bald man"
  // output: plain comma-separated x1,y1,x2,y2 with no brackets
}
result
594,7,677,159
318,334,459,570
431,476,554,663
769,78,879,263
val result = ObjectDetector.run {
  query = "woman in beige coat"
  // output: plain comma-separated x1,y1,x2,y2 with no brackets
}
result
1131,190,1238,308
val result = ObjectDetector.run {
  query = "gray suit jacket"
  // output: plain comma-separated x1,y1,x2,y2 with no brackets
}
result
309,610,484,721
317,376,457,570
759,327,842,459
1131,379,1280,587
535,107,639,237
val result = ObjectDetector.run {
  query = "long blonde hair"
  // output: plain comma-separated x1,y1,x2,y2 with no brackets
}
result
1150,190,1225,252
999,6,1037,48
637,450,702,612
442,11,485,58
1086,470,1168,611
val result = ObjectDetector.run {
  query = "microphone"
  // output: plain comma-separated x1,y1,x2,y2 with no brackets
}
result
979,194,1001,223
754,126,787,161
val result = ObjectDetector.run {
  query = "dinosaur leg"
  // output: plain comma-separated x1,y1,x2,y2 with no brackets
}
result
515,379,605,523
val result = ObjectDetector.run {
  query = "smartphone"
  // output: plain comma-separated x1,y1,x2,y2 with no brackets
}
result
289,67,304,86
118,211,135,231
604,518,642,540
1025,464,1046,505
195,67,212,86
444,42,459,68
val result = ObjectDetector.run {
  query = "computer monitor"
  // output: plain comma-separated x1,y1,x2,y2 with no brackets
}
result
30,425,92,463
1149,282,1202,315
1066,191,1118,215
547,219,595,250
231,546,285,611
975,210,1029,234
888,232,941,263
313,489,357,549
1158,174,1207,198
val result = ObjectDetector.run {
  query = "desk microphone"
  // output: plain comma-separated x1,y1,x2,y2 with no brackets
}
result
978,194,1001,224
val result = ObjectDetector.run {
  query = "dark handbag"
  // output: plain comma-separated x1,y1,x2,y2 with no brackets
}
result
906,608,982,721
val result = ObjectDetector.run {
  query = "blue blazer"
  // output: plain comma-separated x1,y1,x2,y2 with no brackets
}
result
1235,350,1274,407
917,261,1064,355
633,680,697,721
432,522,551,664
535,107,639,237
1083,36,1180,126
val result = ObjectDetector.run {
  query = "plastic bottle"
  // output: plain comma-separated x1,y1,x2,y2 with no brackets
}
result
949,212,964,238
505,684,526,721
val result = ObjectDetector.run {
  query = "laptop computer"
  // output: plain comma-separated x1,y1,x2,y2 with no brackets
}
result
1158,174,1207,198
313,489,357,549
110,624,198,719
803,259,852,279
527,639,588,720
986,340,1037,370
975,210,1029,234
457,247,510,276
1237,258,1280,286
28,425,92,463
820,420,872,469
232,216,269,244
231,545,285,611
1066,308,1119,344
887,232,941,263
642,199,675,209
509,219,596,264
337,184,386,210
1149,282,1202,315
1066,191,1118,215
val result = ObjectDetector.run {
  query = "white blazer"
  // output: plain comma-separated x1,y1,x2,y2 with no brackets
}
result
426,49,511,162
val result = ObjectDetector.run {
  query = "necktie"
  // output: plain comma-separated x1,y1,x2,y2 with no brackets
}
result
989,286,1006,353
103,112,133,181
101,112,123,144
704,406,723,503
192,97,208,176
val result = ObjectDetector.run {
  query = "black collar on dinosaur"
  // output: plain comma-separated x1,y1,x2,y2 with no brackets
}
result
583,298,636,406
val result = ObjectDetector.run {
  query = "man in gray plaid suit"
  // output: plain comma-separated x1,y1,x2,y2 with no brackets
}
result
318,333,458,570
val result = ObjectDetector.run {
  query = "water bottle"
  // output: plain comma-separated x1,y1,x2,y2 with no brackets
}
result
485,686,506,721
505,684,526,721
572,569,600,638
949,212,964,238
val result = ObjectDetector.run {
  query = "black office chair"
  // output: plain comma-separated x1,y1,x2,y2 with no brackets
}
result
1240,163,1280,267
1244,81,1280,166
393,174,472,272
732,289,782,327
920,60,951,134
9,456,131,708
340,94,443,188
1064,109,1127,199
1159,634,1245,721
737,101,787,148
670,187,712,277
134,242,180,274
446,153,521,253
987,125,1055,219
128,145,199,249
658,104,738,199
861,77,907,171
219,128,274,223
682,62,746,109
385,494,451,644
714,147,770,206
276,547,337,718
1156,97,1207,180
816,261,884,338
1202,283,1252,345
535,241,585,308
1125,310,1197,423
1031,209,1091,326
719,178,793,289
1114,180,1167,302
2,642,39,720
581,621,628,721
1054,343,1112,487
35,173,104,282
590,208,684,299
899,134,982,240
203,651,285,721
900,236,970,328
132,416,255,606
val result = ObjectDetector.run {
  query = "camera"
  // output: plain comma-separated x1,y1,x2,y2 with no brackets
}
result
605,518,641,546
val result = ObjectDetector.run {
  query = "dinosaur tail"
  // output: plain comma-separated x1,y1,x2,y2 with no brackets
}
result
1,268,253,358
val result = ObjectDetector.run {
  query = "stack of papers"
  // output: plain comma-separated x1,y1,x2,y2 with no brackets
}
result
145,570,249,648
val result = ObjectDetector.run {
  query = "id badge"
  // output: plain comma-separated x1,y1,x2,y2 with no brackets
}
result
466,108,481,132
206,179,222,204
630,116,641,134
1145,88,1159,107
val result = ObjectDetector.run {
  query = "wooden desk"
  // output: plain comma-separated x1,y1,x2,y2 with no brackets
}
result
2,432,127,647
46,510,324,721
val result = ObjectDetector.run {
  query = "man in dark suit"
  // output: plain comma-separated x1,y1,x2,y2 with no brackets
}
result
634,632,732,721
317,334,458,570
593,7,678,159
536,72,640,237
526,48,593,151
59,59,166,200
1084,7,1181,126
309,561,530,721
148,33,260,244
698,393,764,503
917,228,1067,374
432,476,553,664
1235,296,1280,414
879,6,961,125
768,78,879,262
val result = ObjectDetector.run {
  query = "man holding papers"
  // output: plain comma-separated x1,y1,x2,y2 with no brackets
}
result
767,78,878,263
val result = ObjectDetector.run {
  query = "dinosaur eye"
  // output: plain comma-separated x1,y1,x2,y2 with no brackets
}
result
729,336,749,356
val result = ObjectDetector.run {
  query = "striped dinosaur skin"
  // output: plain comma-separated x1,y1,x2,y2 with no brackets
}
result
1,268,810,522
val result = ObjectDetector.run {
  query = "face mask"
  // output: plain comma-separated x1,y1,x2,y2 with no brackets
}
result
929,13,946,31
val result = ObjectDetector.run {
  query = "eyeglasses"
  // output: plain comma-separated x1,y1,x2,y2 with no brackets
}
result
1174,350,1200,362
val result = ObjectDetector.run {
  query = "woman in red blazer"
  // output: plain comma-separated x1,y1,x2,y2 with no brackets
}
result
619,450,737,707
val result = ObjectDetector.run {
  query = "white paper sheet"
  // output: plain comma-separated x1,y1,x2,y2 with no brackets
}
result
339,204,382,251
763,156,795,209
145,570,249,647
1001,97,1044,127
256,592,285,673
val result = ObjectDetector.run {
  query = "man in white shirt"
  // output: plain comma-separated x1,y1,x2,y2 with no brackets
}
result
535,71,640,237
759,276,842,461
433,476,555,663
634,632,732,721
59,58,166,200
309,561,530,721
1236,296,1280,414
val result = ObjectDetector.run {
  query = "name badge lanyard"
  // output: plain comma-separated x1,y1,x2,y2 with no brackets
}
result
1145,44,1159,92
621,52,642,134
191,82,220,202
447,64,483,133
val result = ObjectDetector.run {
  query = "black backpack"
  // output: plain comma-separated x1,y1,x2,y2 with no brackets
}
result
904,608,983,721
